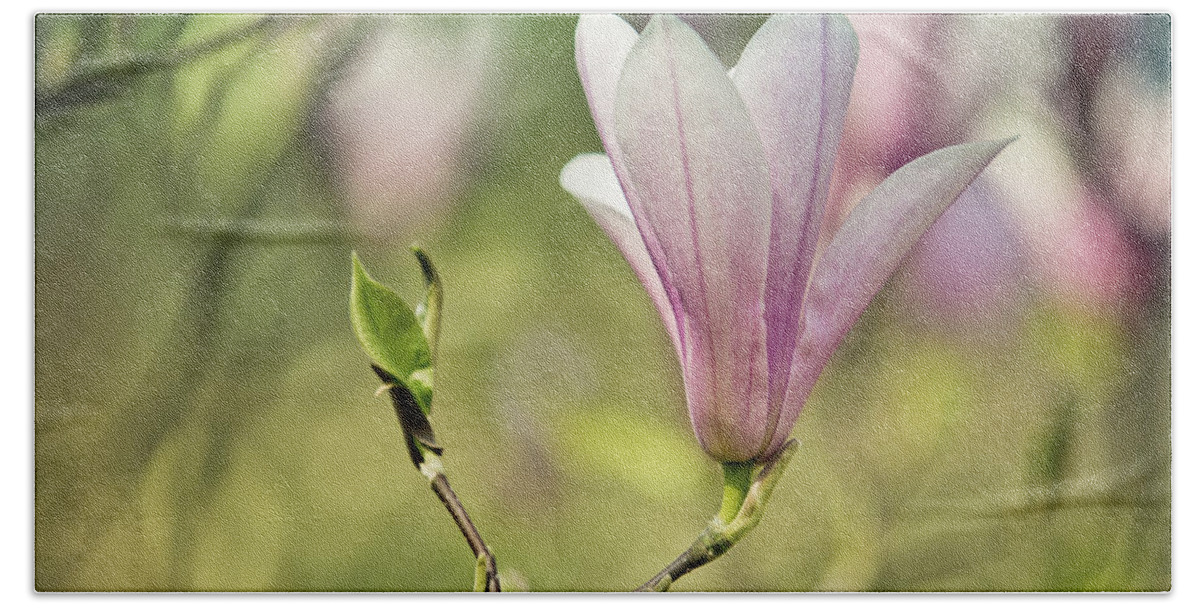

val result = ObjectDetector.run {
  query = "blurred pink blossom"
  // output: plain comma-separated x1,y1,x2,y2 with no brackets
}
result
826,14,1032,325
321,18,504,240
828,14,1168,318
902,178,1030,326
1091,67,1171,238
1040,192,1138,308
1051,14,1170,311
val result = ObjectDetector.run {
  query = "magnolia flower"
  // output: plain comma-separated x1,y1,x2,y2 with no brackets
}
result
560,14,1010,463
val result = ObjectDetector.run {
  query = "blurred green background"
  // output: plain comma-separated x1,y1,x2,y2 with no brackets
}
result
34,14,1169,591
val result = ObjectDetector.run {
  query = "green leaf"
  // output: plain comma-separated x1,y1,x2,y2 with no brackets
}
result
350,252,434,415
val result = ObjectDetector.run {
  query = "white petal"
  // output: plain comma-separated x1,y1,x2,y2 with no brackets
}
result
575,14,640,156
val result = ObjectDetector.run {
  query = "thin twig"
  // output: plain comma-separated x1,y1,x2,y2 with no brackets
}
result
372,377,498,590
423,465,501,591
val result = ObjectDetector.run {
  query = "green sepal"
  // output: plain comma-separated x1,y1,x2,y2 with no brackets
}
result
350,252,434,415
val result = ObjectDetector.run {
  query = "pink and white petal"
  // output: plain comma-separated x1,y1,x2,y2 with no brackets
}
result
731,14,858,454
764,138,1015,458
575,14,640,157
560,153,682,357
613,15,773,462
575,14,686,361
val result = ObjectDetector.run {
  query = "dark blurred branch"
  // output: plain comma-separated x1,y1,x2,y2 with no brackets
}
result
1055,21,1171,573
1055,16,1171,313
35,15,284,115
118,22,285,469
124,23,311,584
162,217,355,244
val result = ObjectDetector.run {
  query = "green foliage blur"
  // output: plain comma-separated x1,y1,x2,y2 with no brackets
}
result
34,14,1169,591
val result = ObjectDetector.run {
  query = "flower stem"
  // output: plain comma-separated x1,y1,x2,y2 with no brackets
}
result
636,440,800,591
719,461,755,524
